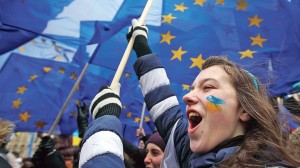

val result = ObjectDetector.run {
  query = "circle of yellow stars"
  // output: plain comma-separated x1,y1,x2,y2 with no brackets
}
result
159,0,269,90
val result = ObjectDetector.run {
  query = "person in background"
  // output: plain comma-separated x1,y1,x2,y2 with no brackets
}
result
122,127,150,168
21,158,34,168
31,135,66,168
7,151,22,168
144,132,165,168
0,118,15,168
76,100,90,139
73,100,90,168
54,134,74,168
136,127,151,149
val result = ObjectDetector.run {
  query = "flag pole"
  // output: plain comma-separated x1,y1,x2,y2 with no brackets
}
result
49,0,153,135
48,62,90,135
48,43,102,135
110,0,153,87
139,102,146,128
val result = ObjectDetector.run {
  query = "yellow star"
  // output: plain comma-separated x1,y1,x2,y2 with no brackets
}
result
194,0,207,7
182,84,190,91
125,73,131,78
236,0,249,11
174,3,188,12
18,46,25,52
248,14,264,27
122,105,126,109
239,49,256,59
58,67,65,74
17,86,27,94
171,46,187,61
20,111,31,122
215,0,224,5
12,98,22,109
134,117,141,123
162,13,176,24
35,120,46,129
127,112,132,118
55,55,62,60
144,116,151,122
190,54,205,70
29,74,38,82
160,31,176,45
43,66,52,73
70,72,77,80
250,33,267,47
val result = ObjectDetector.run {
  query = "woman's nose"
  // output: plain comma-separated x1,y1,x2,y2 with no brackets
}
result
183,91,198,105
144,154,151,164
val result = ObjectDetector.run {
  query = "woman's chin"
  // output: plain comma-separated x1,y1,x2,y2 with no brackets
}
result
190,141,203,153
190,140,212,153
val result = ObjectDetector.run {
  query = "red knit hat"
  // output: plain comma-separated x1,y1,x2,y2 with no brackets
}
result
146,132,166,151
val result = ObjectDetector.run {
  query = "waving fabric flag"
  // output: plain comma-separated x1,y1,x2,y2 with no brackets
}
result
90,0,300,98
1,0,299,145
0,0,157,143
0,22,37,55
0,0,149,48
0,53,80,134
0,36,78,73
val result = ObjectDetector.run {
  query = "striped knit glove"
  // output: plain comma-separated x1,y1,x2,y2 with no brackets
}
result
89,83,122,119
126,18,152,58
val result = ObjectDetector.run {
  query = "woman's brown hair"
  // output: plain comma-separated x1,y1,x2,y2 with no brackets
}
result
0,118,15,143
202,56,300,167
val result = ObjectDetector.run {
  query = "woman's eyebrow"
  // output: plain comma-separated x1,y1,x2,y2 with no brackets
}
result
198,78,218,86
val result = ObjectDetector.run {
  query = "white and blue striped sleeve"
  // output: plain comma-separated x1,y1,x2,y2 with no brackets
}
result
79,115,125,168
133,54,179,122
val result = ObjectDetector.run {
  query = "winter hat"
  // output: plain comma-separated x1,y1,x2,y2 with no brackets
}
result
146,132,166,151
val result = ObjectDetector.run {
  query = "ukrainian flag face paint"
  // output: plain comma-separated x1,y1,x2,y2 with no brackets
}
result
205,95,225,112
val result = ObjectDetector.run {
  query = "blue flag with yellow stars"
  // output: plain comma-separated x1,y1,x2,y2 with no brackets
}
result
0,0,148,49
89,0,300,98
1,0,299,145
0,53,80,135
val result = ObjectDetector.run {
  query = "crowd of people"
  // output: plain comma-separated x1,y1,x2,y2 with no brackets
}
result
1,18,300,168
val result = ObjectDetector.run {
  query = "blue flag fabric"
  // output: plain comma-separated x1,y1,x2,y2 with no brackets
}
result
90,0,300,98
1,0,300,145
0,0,148,48
0,0,74,46
0,36,78,72
0,0,156,144
0,53,80,134
0,22,37,55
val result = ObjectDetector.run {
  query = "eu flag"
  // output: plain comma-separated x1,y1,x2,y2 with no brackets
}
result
0,53,80,134
90,0,300,99
1,0,299,145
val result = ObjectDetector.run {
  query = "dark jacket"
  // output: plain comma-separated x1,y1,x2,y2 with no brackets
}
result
0,147,12,168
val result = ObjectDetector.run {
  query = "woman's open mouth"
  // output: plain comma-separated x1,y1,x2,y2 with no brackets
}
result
188,112,202,129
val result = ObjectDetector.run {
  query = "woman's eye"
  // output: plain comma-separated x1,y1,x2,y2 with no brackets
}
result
152,152,159,156
203,85,213,90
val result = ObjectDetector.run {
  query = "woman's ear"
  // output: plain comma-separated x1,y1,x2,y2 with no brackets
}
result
240,112,251,122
